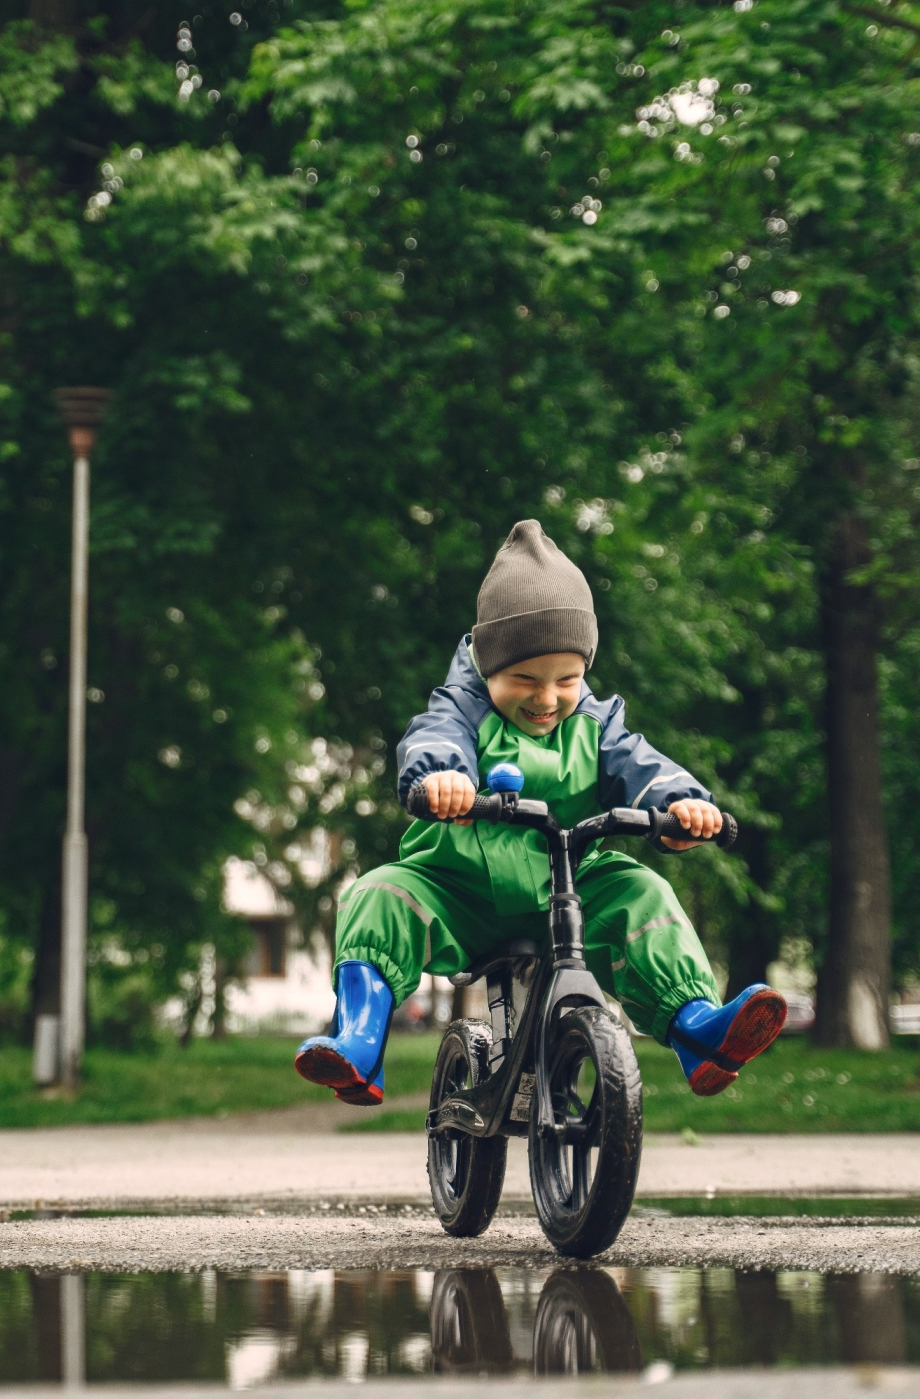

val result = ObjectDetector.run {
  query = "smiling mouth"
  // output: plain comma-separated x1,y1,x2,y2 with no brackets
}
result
521,707,557,724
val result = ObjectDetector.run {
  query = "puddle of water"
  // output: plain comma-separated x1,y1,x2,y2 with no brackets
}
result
10,1195,920,1223
1,1266,919,1384
636,1196,920,1219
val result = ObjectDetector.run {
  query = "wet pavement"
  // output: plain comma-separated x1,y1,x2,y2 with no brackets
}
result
2,1207,920,1274
2,1129,920,1213
2,1123,919,1394
2,1263,920,1385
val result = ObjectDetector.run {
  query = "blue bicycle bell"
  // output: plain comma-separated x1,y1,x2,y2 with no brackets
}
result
487,763,525,794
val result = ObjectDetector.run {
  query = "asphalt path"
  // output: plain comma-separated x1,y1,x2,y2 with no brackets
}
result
0,1113,918,1273
1,1115,920,1214
4,1373,920,1398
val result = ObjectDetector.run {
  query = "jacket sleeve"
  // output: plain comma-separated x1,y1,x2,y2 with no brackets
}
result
596,695,713,814
396,686,481,805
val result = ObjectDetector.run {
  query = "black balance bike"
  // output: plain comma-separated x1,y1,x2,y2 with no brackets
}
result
406,766,737,1259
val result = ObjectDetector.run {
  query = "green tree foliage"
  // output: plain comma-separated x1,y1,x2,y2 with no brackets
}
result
245,0,830,994
583,0,920,1042
0,2,340,1035
1,0,917,1046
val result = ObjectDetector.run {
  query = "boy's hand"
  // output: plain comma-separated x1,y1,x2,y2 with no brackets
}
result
661,799,723,851
422,772,477,825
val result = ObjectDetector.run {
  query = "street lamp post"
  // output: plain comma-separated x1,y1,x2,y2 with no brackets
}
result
51,387,112,1090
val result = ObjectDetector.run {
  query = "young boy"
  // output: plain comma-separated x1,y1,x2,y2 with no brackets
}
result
296,520,786,1105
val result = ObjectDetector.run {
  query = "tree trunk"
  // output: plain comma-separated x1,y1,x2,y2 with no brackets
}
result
211,957,228,1039
814,511,891,1047
828,1274,906,1365
179,975,203,1048
29,1275,63,1381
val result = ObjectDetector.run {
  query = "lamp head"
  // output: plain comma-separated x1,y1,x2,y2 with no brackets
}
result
53,387,113,457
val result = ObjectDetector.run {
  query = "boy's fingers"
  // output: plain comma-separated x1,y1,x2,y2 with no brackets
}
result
665,799,725,846
424,774,476,820
431,779,453,819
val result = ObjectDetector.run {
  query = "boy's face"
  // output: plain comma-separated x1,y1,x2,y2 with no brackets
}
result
487,652,586,737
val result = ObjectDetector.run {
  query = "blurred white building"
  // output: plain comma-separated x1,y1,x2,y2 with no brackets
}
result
221,856,336,1035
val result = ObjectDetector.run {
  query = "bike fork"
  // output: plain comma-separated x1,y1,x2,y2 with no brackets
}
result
534,834,607,1135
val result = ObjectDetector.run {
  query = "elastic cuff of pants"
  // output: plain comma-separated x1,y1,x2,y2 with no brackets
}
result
332,947,408,1007
651,981,722,1047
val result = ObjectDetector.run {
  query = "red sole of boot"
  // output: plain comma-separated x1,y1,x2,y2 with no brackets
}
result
294,1044,365,1092
335,1083,384,1107
689,989,788,1098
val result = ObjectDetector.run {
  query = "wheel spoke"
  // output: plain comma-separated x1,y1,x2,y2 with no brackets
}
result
571,1143,591,1210
580,1092,601,1144
566,1087,587,1118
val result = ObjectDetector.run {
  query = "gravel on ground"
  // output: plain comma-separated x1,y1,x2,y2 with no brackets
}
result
2,1207,919,1274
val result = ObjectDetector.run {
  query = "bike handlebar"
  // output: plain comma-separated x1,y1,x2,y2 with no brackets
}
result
653,809,738,849
405,780,738,851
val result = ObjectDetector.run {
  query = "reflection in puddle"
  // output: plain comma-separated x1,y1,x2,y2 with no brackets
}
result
1,1266,919,1383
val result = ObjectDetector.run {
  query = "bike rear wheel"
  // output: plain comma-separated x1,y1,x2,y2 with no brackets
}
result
428,1019,507,1237
528,1006,642,1258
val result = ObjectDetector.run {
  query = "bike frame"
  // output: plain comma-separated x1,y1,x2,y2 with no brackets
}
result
425,794,673,1141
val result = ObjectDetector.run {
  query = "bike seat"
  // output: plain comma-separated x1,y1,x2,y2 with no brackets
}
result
449,938,542,987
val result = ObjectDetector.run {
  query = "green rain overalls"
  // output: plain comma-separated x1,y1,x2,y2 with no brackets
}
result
334,639,719,1045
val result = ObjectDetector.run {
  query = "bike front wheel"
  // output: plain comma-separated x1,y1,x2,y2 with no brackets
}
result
428,1019,508,1237
528,1006,642,1258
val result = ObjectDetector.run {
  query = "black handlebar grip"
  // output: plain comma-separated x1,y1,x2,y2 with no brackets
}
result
406,780,434,820
658,810,738,850
405,780,503,824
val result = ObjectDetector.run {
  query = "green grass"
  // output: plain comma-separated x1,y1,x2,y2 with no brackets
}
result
0,1033,437,1129
0,1030,918,1132
637,1034,920,1133
345,1032,920,1134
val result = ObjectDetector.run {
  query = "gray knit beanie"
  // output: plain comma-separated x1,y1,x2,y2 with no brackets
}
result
471,520,598,677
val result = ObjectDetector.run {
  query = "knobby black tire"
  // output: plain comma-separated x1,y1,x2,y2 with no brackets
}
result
533,1268,643,1374
528,1005,642,1258
427,1019,508,1237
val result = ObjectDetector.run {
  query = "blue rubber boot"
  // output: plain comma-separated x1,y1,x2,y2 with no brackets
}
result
668,984,787,1097
295,961,393,1107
